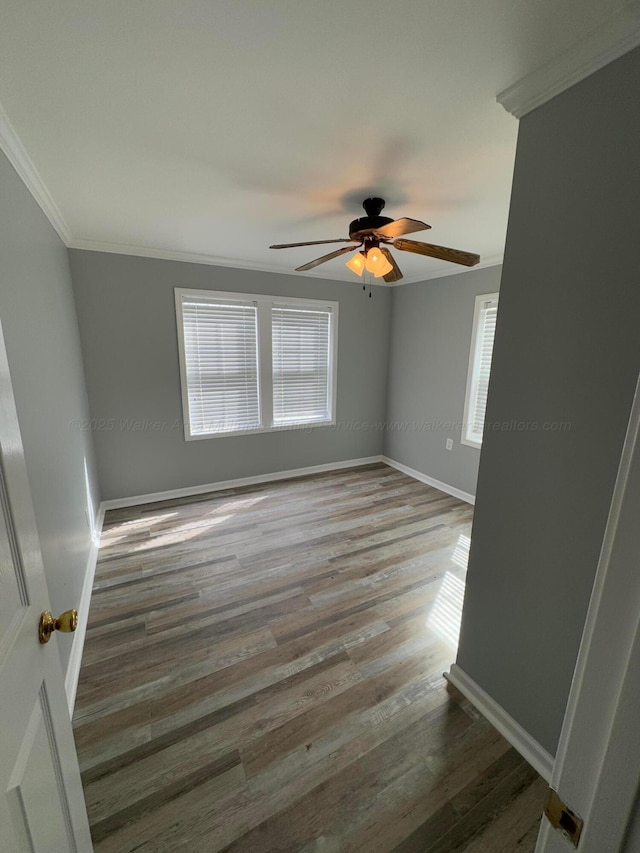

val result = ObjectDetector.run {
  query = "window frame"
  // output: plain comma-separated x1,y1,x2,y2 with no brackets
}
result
175,288,339,441
461,292,499,449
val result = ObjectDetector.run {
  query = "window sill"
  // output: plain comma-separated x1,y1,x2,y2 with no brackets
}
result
185,419,336,441
461,435,482,449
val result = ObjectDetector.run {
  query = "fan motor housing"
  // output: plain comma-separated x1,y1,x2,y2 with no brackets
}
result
349,214,393,237
348,197,393,238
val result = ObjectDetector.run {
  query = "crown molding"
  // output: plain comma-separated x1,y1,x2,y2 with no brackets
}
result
0,101,72,244
68,237,393,285
69,238,502,287
384,254,504,286
497,1,640,119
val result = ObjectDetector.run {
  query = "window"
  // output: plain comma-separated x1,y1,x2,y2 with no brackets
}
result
462,293,499,448
180,297,260,436
175,289,338,439
272,306,331,426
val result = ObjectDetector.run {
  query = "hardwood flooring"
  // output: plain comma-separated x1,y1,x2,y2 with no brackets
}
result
73,463,546,852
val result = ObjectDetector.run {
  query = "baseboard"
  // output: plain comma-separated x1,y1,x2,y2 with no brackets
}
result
101,456,385,510
64,503,106,715
381,456,476,505
447,663,554,782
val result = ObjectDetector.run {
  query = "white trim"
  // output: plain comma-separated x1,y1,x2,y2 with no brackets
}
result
69,239,503,286
447,663,554,782
257,300,273,432
174,419,338,441
100,456,384,510
381,456,475,505
70,239,390,284
0,101,72,244
497,2,640,119
64,503,105,715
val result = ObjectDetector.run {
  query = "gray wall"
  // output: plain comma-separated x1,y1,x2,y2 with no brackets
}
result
385,265,502,497
624,791,640,853
69,251,391,501
0,150,100,674
456,46,640,755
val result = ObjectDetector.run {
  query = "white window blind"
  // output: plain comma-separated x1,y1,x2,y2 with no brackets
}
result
272,306,332,426
463,295,499,447
181,298,260,435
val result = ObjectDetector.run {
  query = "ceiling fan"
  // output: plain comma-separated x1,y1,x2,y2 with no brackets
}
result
270,198,480,283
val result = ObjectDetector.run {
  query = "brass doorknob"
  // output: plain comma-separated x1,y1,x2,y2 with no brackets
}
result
39,609,78,644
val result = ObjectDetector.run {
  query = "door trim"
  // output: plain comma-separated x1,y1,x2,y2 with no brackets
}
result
536,370,640,851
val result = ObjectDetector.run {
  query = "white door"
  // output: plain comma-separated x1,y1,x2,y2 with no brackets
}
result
0,320,93,852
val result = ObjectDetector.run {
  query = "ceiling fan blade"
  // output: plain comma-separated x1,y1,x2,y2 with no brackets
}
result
374,218,431,239
270,238,352,249
393,238,480,267
380,248,403,283
295,245,360,272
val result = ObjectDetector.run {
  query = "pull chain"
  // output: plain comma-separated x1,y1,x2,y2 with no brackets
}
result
362,270,373,298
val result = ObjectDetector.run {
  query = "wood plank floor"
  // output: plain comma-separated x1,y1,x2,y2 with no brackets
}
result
73,463,546,852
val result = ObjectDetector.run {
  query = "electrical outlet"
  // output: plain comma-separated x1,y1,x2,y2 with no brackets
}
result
446,438,453,451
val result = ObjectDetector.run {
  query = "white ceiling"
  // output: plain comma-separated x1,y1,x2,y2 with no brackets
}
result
0,0,633,283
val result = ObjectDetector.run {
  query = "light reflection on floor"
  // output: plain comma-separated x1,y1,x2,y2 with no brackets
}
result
100,512,179,548
103,494,269,552
426,533,470,648
451,533,470,569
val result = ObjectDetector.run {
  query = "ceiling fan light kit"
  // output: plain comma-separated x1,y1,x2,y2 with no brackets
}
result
364,246,393,277
345,251,366,276
270,197,480,284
